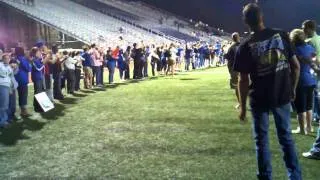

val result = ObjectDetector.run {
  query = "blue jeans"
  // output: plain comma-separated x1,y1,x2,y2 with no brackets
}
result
8,90,16,122
107,60,116,84
310,127,320,155
185,58,190,71
0,86,10,126
93,66,102,86
119,69,125,79
143,61,148,77
17,84,28,108
314,90,320,120
251,103,301,180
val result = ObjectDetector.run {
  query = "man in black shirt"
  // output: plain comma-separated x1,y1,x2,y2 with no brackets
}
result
234,3,302,180
225,32,241,109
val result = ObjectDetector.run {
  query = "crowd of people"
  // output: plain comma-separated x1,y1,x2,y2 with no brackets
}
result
1,2,320,179
224,3,320,180
0,39,228,128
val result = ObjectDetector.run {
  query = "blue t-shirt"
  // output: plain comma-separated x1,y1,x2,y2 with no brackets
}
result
176,48,183,56
15,55,32,86
296,44,317,87
117,51,126,70
31,58,44,82
81,52,92,67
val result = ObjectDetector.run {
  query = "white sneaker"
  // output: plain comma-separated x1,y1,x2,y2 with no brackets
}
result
302,151,320,160
292,127,307,135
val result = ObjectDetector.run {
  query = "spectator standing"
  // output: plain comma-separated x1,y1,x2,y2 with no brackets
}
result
123,46,131,80
74,51,83,91
224,32,241,109
14,47,32,116
81,47,93,89
117,48,126,81
290,29,317,135
234,3,302,179
52,45,64,100
301,20,320,160
30,47,45,113
166,44,176,76
0,53,14,128
90,44,103,87
8,57,19,122
107,47,119,84
64,51,77,94
185,44,193,71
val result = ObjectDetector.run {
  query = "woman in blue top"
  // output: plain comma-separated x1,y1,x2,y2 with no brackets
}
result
14,47,32,117
117,49,126,81
290,29,317,135
30,47,45,113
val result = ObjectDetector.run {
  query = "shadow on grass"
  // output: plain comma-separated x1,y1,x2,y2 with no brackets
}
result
41,103,66,120
60,97,78,105
0,118,46,146
92,88,107,91
72,93,88,98
180,78,200,81
80,90,96,94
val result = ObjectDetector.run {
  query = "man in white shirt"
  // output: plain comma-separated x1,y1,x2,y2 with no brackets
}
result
63,51,77,94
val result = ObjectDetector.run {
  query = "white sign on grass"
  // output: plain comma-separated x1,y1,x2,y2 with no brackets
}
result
34,92,54,112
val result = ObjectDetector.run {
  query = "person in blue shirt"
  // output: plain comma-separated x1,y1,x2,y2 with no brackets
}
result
81,47,93,89
30,47,45,113
193,45,199,69
198,45,205,69
301,20,320,160
107,47,118,84
290,29,317,135
14,47,32,117
118,49,126,81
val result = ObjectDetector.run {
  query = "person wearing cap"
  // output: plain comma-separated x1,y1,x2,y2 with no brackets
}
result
14,47,32,117
0,53,15,128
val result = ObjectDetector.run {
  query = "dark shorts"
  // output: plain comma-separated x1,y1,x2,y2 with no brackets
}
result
229,70,239,89
294,86,315,113
168,59,175,66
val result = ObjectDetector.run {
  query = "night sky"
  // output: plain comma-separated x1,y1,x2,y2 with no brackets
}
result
136,0,320,33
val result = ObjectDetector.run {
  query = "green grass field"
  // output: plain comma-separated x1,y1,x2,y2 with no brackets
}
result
0,67,318,179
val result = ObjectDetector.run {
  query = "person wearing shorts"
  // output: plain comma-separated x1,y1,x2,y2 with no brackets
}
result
166,44,176,76
224,32,240,109
290,29,317,135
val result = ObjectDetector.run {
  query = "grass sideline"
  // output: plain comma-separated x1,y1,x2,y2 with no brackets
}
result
0,67,318,179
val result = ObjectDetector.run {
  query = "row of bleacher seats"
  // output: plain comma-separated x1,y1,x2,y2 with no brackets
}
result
0,0,175,46
95,0,201,42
